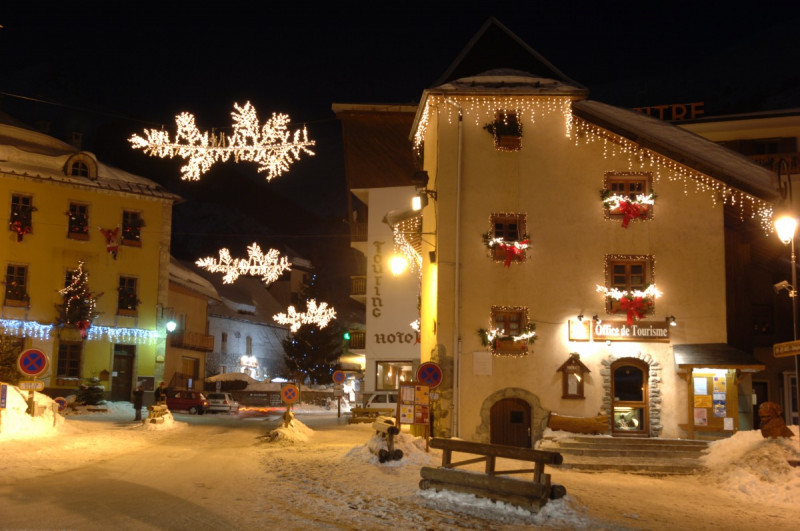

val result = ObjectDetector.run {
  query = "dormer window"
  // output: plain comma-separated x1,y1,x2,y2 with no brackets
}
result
65,153,97,180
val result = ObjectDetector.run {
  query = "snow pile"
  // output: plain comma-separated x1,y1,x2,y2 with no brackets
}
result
0,382,65,440
418,489,599,529
264,417,314,442
141,410,180,431
700,427,800,503
346,430,439,467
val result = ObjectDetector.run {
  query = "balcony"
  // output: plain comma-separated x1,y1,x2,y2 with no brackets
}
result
350,222,367,242
350,275,366,304
169,330,215,352
347,330,366,350
749,153,800,174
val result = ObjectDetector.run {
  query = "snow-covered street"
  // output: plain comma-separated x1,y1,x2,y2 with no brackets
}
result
1,395,799,530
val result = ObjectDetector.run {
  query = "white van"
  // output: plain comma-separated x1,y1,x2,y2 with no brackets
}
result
365,392,398,410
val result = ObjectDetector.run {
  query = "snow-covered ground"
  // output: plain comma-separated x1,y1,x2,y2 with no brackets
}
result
1,382,799,530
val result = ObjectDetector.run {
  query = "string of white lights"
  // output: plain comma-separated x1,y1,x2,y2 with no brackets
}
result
129,101,315,181
273,299,336,333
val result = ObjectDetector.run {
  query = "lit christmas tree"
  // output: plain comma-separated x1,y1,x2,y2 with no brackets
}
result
57,261,101,339
281,322,343,385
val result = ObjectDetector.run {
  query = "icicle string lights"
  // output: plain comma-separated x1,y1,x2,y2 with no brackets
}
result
414,94,773,232
0,319,159,343
129,102,315,181
273,299,336,333
414,94,573,150
392,216,422,275
571,116,774,233
0,319,54,340
196,243,291,285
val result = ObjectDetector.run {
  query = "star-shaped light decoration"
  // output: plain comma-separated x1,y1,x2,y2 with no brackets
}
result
129,101,315,181
273,299,337,333
196,243,291,285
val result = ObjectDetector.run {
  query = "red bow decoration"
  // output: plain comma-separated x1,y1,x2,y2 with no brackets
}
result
497,239,530,267
11,221,31,242
617,296,651,325
617,200,649,228
99,227,120,259
77,320,91,339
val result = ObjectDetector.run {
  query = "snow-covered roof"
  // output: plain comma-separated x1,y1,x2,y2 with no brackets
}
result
0,122,181,202
435,68,587,96
168,257,220,301
572,100,780,201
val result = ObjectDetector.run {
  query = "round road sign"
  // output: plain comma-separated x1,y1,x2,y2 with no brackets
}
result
54,397,68,412
17,349,49,377
332,370,346,384
416,362,443,389
281,383,300,404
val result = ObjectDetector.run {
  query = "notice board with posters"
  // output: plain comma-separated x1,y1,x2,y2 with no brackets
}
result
689,369,738,433
398,382,430,427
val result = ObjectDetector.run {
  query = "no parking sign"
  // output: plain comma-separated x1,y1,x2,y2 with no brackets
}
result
54,397,68,412
281,384,300,404
17,349,49,377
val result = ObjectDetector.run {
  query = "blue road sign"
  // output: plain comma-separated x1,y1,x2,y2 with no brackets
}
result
17,349,49,377
417,362,443,389
0,384,7,409
332,370,346,384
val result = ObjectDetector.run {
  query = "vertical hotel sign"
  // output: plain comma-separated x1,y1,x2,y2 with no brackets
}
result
569,320,670,342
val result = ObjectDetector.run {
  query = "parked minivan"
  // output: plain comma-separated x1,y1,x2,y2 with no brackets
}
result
365,392,398,410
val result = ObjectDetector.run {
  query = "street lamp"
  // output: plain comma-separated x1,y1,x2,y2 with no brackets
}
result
775,212,800,432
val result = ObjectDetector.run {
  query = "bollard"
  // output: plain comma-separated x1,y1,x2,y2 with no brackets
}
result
372,416,403,462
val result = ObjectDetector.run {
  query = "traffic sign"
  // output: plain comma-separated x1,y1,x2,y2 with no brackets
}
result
332,370,346,384
281,383,300,404
0,384,7,409
774,339,800,358
17,349,49,377
416,362,443,389
19,381,45,391
54,397,68,412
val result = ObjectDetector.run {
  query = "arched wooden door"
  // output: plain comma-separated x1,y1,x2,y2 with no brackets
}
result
490,398,531,447
611,358,649,437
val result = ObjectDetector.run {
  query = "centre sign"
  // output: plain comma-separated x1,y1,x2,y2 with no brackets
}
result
569,320,670,342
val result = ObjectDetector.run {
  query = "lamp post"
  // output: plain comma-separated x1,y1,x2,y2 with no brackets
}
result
775,214,800,434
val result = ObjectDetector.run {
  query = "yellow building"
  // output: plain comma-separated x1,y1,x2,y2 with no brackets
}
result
407,20,778,443
0,120,180,401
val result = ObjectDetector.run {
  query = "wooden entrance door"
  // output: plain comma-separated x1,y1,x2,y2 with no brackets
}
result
490,398,531,447
112,345,135,401
611,358,649,437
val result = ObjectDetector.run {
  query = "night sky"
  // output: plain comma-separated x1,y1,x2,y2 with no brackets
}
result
2,2,799,311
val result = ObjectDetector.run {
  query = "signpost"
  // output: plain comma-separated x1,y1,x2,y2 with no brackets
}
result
332,371,346,417
19,381,45,391
773,339,800,358
0,384,6,430
16,349,50,418
54,397,68,413
17,349,49,377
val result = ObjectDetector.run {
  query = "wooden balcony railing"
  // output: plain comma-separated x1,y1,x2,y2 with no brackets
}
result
350,222,367,242
169,330,215,352
348,330,366,349
350,276,366,297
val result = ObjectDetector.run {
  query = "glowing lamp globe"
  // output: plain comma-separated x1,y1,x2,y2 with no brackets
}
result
389,255,408,276
166,320,177,333
775,215,798,245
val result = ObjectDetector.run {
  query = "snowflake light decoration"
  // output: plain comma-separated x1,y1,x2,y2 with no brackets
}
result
196,243,291,285
273,299,337,333
129,101,315,181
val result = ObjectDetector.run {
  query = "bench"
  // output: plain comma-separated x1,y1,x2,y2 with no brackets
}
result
347,407,395,424
419,437,565,512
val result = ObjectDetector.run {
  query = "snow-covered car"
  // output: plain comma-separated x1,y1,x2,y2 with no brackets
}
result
365,392,398,410
206,392,239,413
165,390,208,414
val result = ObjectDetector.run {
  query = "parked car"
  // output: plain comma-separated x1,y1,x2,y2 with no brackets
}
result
365,392,398,410
166,390,209,414
206,392,239,413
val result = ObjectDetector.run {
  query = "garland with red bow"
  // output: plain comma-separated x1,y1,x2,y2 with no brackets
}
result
10,221,31,242
601,190,656,228
483,233,530,267
99,226,121,259
596,284,661,325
